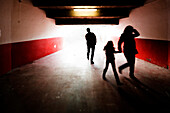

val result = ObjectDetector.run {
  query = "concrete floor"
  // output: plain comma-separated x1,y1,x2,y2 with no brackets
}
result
1,39,170,113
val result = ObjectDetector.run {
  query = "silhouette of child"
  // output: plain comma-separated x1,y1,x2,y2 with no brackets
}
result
102,41,122,85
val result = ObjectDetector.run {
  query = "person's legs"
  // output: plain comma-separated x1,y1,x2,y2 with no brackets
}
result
91,46,95,64
123,53,136,78
129,55,135,78
118,53,130,74
102,60,109,80
118,63,129,74
111,61,122,85
87,46,90,60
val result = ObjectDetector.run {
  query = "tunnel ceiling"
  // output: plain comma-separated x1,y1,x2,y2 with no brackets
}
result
32,0,146,25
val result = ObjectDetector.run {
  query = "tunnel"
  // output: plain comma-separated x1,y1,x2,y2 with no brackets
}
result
0,0,170,113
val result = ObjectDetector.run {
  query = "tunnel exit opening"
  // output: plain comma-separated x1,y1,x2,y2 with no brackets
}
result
54,25,125,69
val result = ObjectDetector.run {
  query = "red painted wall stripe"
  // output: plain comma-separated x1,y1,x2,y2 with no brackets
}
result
0,37,63,75
11,37,63,68
135,38,168,69
0,43,12,75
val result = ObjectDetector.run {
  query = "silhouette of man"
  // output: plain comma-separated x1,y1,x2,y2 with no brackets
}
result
118,25,140,78
85,28,97,64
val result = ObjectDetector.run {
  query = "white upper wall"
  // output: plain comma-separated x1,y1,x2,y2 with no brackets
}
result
0,0,60,44
167,0,170,41
11,0,60,43
118,0,169,41
0,0,12,44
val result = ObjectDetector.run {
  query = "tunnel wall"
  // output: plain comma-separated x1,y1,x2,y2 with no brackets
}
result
168,42,170,69
0,0,63,75
11,37,63,69
0,44,12,75
168,0,170,69
135,39,168,68
0,38,63,75
117,0,170,69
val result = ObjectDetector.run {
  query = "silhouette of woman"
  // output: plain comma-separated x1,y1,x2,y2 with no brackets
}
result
118,25,140,78
102,41,122,85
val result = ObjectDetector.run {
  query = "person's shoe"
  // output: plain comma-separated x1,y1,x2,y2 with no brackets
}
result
87,56,89,60
129,74,135,79
117,82,123,86
102,76,107,80
91,61,94,64
118,67,122,74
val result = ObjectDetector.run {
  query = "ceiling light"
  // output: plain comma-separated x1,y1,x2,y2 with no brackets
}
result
73,9,97,11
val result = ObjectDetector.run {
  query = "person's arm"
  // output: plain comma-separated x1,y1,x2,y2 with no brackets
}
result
85,34,87,40
94,33,97,45
133,29,140,37
118,35,123,52
114,50,122,53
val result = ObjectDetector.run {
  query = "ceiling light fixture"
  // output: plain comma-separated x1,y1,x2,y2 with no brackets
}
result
73,9,97,11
